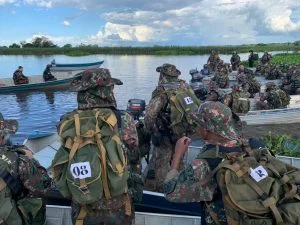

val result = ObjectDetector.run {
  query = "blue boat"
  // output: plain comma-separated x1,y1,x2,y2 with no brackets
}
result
51,60,104,71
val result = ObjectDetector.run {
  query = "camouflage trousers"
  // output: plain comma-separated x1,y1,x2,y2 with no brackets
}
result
71,194,134,225
203,199,227,225
144,136,175,192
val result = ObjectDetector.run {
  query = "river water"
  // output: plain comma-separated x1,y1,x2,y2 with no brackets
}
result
0,52,268,143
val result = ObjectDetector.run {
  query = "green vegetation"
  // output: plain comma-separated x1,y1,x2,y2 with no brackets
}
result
241,53,300,67
262,133,300,157
1,40,300,56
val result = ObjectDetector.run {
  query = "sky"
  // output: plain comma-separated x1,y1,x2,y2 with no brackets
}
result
1,0,300,47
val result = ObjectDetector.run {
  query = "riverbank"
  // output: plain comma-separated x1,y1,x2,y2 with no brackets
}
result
0,42,299,56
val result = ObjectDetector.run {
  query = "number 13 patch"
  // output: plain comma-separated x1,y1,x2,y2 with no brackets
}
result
184,96,194,105
70,162,92,179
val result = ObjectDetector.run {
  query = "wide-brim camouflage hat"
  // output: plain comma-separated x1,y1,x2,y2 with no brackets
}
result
189,101,239,141
0,112,18,135
156,63,181,77
71,68,123,91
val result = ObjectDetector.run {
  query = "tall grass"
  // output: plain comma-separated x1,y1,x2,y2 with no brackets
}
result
262,133,300,157
0,43,299,56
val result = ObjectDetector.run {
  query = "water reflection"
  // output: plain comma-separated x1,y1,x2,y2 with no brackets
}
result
15,92,31,113
45,91,55,105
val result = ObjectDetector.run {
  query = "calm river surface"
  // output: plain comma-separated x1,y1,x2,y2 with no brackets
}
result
0,52,267,143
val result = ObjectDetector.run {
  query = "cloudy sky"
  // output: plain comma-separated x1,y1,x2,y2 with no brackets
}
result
1,0,300,46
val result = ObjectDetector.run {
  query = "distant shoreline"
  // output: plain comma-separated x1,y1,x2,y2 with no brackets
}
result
0,43,299,56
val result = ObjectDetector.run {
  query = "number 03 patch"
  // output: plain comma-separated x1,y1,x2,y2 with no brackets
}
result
70,162,92,179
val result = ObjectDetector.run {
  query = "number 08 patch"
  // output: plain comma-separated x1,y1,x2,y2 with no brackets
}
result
70,162,92,179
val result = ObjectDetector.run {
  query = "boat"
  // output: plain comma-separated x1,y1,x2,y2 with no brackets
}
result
24,132,203,218
0,73,77,93
50,60,104,72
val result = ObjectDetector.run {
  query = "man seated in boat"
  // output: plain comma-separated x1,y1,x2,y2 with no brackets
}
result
13,66,29,85
43,64,57,82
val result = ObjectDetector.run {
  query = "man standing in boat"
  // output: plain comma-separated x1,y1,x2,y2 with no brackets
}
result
0,112,52,225
13,66,29,85
144,63,199,192
230,51,240,71
52,68,142,225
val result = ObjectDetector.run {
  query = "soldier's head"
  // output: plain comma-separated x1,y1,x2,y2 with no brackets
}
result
156,63,181,83
71,68,123,109
0,113,18,145
190,101,240,147
232,51,237,55
238,65,245,73
265,82,277,91
18,66,23,71
46,64,52,69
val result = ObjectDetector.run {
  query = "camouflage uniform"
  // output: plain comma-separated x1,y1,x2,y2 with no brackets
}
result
211,71,229,89
144,64,185,192
13,66,29,85
207,51,221,72
164,102,242,225
0,113,52,225
69,68,142,225
257,82,290,110
248,50,255,67
230,52,240,71
43,65,57,82
261,52,272,64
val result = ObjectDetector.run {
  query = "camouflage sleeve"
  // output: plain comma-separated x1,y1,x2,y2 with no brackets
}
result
18,155,52,196
163,159,216,202
120,112,140,167
144,95,165,132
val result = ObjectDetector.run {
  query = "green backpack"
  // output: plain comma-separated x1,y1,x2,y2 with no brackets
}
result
268,89,290,108
52,108,128,205
232,92,251,114
162,82,200,139
217,148,300,225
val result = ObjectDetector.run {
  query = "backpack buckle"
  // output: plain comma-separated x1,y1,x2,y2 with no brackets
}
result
79,185,89,193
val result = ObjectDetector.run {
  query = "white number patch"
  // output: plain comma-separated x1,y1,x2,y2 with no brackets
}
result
250,166,268,182
70,162,92,179
184,96,193,105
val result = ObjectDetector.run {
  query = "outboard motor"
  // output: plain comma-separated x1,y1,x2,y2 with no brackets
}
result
189,68,204,82
127,99,146,120
190,82,208,101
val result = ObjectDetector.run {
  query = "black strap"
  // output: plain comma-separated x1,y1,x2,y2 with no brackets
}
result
0,171,22,198
114,109,122,129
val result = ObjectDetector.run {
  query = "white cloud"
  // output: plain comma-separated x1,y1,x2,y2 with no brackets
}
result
0,0,15,6
23,0,52,8
11,9,16,14
4,0,300,46
62,20,70,26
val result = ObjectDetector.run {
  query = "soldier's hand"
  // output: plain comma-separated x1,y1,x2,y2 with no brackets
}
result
174,136,191,157
22,148,34,159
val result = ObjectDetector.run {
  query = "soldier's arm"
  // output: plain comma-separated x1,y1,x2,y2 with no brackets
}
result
143,95,165,132
163,159,216,202
120,112,140,170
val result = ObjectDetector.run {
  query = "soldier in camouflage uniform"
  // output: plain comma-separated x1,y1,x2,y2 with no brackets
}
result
261,52,272,65
164,101,244,225
69,68,142,225
207,51,221,72
0,113,52,225
211,70,229,89
144,63,194,192
230,51,240,71
256,82,290,110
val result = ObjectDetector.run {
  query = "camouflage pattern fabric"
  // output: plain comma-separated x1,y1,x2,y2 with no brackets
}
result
207,53,221,72
0,145,52,225
71,194,134,225
156,63,181,84
211,72,229,89
261,52,272,64
144,136,174,192
230,53,240,71
164,159,216,202
189,101,240,143
70,68,123,109
68,76,141,222
13,69,29,85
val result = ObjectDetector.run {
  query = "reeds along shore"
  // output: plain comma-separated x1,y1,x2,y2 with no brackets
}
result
1,43,300,56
